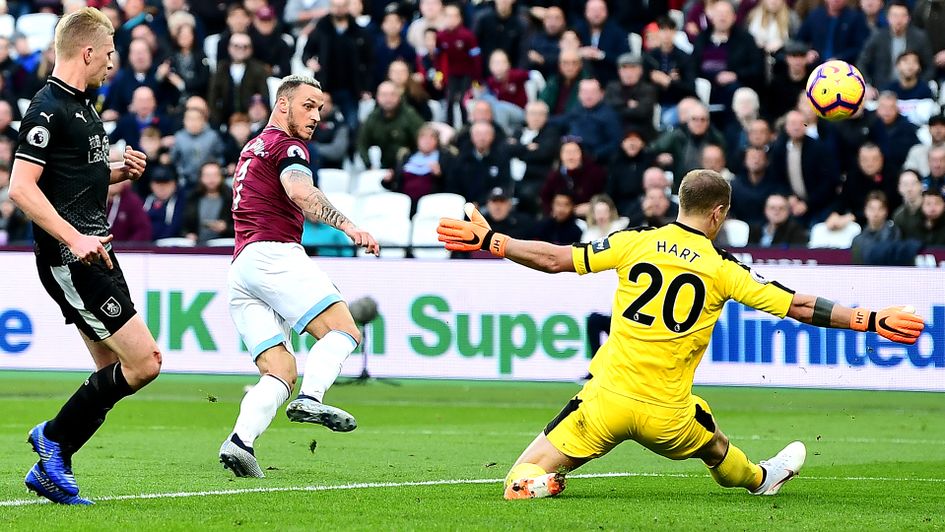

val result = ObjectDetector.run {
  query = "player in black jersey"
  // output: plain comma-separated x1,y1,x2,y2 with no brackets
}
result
8,8,159,505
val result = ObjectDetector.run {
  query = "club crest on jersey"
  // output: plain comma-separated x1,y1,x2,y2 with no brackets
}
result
287,145,307,159
100,297,122,318
591,236,611,252
241,137,267,157
27,126,49,148
750,269,769,285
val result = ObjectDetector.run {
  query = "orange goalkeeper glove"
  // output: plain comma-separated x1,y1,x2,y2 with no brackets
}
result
437,203,510,257
849,305,925,344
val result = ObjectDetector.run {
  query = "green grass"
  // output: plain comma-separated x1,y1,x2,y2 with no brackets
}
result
1,371,943,531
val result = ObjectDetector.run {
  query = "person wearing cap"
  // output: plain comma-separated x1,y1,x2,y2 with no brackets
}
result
903,114,945,176
484,186,531,240
856,0,934,90
765,40,811,121
249,5,294,78
604,52,658,140
606,128,653,218
143,166,187,241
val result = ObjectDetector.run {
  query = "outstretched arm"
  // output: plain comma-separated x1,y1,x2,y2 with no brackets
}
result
280,168,380,255
502,239,575,274
788,294,923,344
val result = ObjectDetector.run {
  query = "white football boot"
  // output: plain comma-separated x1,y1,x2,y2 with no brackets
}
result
751,441,807,495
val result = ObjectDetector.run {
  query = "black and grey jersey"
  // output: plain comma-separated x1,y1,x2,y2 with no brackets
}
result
15,76,112,266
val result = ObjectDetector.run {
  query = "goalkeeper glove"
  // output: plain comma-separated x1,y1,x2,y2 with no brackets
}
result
849,305,925,344
437,203,510,257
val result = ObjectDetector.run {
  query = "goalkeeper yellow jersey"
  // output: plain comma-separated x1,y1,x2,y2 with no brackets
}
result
571,222,795,408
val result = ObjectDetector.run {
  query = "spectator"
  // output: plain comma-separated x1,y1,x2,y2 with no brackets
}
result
129,23,170,67
684,0,713,42
158,11,211,111
574,0,630,85
836,143,898,227
524,5,566,78
110,86,175,151
387,59,432,122
134,126,172,196
912,0,945,83
507,101,561,215
249,5,294,78
795,0,870,64
0,100,16,144
0,162,8,202
222,113,255,174
645,16,696,129
532,192,584,244
768,110,840,225
406,0,445,53
701,144,734,182
640,184,676,228
730,146,784,225
910,186,945,245
208,32,270,127
885,51,937,126
0,36,14,81
729,118,775,174
447,121,512,205
437,4,481,125
114,0,153,59
923,145,945,190
765,40,813,122
216,4,253,65
540,49,590,119
301,221,355,256
383,124,454,214
869,91,920,174
358,81,424,169
607,129,654,218
748,193,810,246
152,0,205,44
247,94,271,135
482,50,528,134
860,0,888,35
452,100,508,151
605,53,659,139
105,38,163,115
303,0,373,133
483,186,532,239
415,27,446,102
106,179,151,243
10,35,42,101
723,87,761,161
744,0,800,56
474,0,526,78
310,93,349,170
182,162,234,244
649,103,726,192
851,191,902,263
144,169,187,241
284,0,330,32
893,169,926,237
171,107,225,187
857,0,934,91
540,139,607,217
0,137,12,166
692,0,765,117
0,197,29,243
562,79,622,163
373,10,417,91
582,194,629,242
904,114,945,176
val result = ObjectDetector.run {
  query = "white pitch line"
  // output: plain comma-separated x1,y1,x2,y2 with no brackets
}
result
2,471,944,508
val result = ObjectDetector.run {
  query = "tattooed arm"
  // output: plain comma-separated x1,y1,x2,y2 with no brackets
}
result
281,168,380,254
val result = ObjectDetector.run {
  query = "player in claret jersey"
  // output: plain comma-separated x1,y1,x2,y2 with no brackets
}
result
219,74,379,477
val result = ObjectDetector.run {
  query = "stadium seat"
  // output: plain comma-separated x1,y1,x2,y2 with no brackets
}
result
358,216,411,258
628,32,642,56
428,121,455,145
353,169,389,196
808,222,862,249
16,13,56,52
103,121,116,135
652,103,661,130
695,78,712,107
317,168,352,193
0,14,14,39
205,238,235,247
918,125,931,146
510,158,526,181
722,219,750,247
292,34,307,75
410,215,450,259
325,191,356,218
154,237,196,247
354,191,411,224
668,9,684,29
415,193,465,219
17,98,29,117
204,33,220,71
428,99,446,122
527,70,546,103
358,98,376,123
267,76,281,107
673,30,694,54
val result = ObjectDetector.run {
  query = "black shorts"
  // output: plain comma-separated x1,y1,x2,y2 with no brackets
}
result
36,250,137,342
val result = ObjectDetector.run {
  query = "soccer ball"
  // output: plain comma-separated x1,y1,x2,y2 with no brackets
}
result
805,60,866,121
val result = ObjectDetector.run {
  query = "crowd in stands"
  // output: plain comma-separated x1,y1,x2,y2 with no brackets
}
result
0,0,943,263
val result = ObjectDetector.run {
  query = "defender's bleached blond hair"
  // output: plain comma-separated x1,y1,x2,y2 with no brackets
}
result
54,7,114,60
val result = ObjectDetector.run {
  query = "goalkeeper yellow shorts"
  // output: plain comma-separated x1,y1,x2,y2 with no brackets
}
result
543,378,717,460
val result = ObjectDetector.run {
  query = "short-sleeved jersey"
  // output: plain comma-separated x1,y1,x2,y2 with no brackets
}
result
15,77,112,265
232,125,312,259
572,222,795,407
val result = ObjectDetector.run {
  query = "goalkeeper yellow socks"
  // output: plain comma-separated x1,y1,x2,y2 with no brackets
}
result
708,444,764,490
505,463,547,487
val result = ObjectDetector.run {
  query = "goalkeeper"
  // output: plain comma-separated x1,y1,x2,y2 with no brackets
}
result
437,169,925,500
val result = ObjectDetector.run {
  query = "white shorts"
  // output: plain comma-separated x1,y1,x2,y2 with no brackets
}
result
228,241,343,359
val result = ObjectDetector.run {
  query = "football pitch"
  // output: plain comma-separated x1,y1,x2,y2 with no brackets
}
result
0,371,942,531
